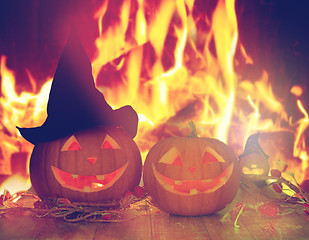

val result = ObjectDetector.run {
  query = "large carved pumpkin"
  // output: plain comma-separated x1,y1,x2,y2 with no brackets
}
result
30,126,142,202
143,123,240,216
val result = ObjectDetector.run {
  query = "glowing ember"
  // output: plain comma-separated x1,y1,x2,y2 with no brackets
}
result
0,0,308,194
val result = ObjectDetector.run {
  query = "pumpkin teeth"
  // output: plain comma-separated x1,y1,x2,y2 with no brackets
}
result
202,179,212,183
163,184,173,191
83,186,91,192
96,175,105,180
221,176,228,182
51,162,129,193
190,189,198,195
152,163,234,195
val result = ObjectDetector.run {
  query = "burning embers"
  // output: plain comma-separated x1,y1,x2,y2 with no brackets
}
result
0,0,309,193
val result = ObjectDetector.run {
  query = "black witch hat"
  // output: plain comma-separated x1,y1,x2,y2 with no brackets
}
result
17,28,138,145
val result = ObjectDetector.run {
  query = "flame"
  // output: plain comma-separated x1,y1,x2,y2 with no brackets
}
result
91,0,308,180
0,0,309,193
0,56,52,133
0,174,31,194
0,56,52,192
294,100,309,182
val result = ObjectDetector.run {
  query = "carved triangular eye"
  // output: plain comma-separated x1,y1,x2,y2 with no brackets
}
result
159,147,183,166
201,146,225,165
101,134,120,149
61,135,82,151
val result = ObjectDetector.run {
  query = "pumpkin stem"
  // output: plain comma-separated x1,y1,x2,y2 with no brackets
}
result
188,121,199,138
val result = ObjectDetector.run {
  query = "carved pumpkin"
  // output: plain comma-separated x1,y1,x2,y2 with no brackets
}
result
239,133,269,176
143,122,240,216
30,126,142,202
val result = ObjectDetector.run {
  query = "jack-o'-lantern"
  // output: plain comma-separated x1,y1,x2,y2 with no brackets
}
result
239,133,269,176
17,28,142,202
30,126,142,202
143,122,241,216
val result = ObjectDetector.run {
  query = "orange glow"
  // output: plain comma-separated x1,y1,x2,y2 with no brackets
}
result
290,85,303,97
0,56,52,192
293,100,309,182
0,175,31,194
0,0,309,193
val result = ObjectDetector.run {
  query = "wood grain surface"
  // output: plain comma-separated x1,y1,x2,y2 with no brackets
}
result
1,183,309,240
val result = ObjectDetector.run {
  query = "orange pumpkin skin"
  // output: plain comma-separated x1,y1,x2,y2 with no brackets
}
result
143,137,241,216
30,126,142,202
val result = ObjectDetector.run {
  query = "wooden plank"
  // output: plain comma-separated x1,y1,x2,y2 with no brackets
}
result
0,212,44,240
201,184,259,239
239,180,309,239
1,184,309,240
259,212,309,240
202,183,309,240
151,212,210,240
0,212,98,240
35,218,98,240
94,214,152,240
203,214,260,240
203,209,309,240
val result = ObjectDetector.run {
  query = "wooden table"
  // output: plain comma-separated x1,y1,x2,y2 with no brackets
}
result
1,182,309,240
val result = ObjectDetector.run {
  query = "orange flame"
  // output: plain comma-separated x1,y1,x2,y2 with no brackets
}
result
0,0,308,193
0,56,52,191
91,0,308,179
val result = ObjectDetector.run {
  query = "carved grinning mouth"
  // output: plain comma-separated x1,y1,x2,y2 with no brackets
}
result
152,163,234,196
51,162,128,193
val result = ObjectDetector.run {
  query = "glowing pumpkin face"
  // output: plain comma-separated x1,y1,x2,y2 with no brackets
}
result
143,137,241,216
30,126,142,202
239,152,269,175
239,133,270,176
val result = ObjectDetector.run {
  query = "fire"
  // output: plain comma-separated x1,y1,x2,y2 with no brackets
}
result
0,174,31,195
0,56,52,191
0,0,308,193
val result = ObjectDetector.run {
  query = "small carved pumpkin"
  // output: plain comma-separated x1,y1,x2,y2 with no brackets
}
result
239,133,269,176
30,126,142,202
143,122,240,216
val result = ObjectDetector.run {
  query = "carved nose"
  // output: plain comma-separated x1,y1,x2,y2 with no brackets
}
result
187,167,196,174
87,157,97,165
